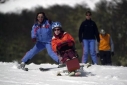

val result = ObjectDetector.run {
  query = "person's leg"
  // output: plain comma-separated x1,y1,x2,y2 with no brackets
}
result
21,42,44,63
89,39,97,64
82,39,89,63
105,51,112,65
99,51,105,65
19,42,45,69
45,43,59,63
67,49,76,59
61,52,69,63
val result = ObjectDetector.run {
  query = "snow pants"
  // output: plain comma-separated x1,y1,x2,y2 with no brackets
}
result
21,41,59,63
99,51,112,65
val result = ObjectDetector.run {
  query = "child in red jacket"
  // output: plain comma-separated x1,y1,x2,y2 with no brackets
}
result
51,22,76,63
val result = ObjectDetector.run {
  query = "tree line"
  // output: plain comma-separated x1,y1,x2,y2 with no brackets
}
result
0,0,127,66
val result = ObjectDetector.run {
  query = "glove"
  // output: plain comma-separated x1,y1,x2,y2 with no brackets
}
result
67,40,74,46
32,38,36,42
111,52,114,56
56,42,62,50
68,42,74,46
57,42,62,46
66,40,73,43
97,53,100,57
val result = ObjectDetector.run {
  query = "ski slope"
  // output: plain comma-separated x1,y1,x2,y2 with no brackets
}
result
0,62,127,85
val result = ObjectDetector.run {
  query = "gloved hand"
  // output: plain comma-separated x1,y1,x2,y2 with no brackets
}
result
67,40,74,46
56,42,62,50
66,40,73,43
97,53,100,57
57,42,62,46
32,38,36,42
68,42,74,46
111,52,114,56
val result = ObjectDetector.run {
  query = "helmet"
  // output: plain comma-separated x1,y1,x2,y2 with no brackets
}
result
100,29,106,34
52,22,62,29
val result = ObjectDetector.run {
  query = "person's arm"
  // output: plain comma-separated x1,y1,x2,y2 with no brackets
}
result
110,36,114,52
31,25,37,39
51,39,58,52
94,22,100,43
95,40,100,57
78,22,84,43
95,40,99,53
31,24,38,42
64,33,75,42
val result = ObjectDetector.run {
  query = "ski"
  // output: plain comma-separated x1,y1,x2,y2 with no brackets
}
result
57,71,81,76
22,68,29,71
39,67,50,71
56,63,92,76
56,65,83,76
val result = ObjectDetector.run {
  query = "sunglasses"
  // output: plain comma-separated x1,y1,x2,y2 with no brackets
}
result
54,29,60,31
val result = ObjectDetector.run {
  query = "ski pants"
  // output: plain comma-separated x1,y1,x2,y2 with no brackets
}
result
99,51,112,65
21,41,59,63
61,49,76,63
82,39,97,64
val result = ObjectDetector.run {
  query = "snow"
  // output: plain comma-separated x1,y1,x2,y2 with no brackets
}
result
0,0,100,13
0,62,127,85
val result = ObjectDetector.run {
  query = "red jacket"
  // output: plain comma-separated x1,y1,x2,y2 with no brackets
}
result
51,32,75,52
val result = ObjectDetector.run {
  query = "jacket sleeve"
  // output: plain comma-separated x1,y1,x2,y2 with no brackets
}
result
51,39,58,52
65,33,75,43
31,25,37,39
110,36,114,52
95,40,99,53
78,22,84,43
93,22,100,43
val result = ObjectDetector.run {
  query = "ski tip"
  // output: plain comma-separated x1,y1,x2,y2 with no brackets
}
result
39,67,50,71
24,68,29,71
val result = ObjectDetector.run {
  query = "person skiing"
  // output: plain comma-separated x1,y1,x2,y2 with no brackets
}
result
51,22,76,63
51,22,81,76
18,12,59,69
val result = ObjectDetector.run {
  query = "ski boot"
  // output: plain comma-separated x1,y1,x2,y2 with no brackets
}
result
58,63,66,68
18,62,28,71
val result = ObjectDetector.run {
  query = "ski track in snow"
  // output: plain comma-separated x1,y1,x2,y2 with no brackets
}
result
0,62,127,85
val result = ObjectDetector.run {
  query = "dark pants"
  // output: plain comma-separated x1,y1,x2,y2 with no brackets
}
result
99,51,112,65
61,49,76,63
57,42,76,63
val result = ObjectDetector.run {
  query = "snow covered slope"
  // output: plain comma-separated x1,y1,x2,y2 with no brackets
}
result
0,62,127,85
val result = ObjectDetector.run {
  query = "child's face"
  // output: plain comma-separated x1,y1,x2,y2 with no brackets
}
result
54,27,61,35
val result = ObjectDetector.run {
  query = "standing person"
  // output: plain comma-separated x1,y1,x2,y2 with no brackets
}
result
19,12,59,69
51,22,77,67
78,10,100,65
96,29,114,65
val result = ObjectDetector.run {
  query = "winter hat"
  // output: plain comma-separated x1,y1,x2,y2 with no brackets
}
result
100,29,106,34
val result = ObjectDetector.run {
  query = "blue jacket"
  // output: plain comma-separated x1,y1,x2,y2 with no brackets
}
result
31,20,52,42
